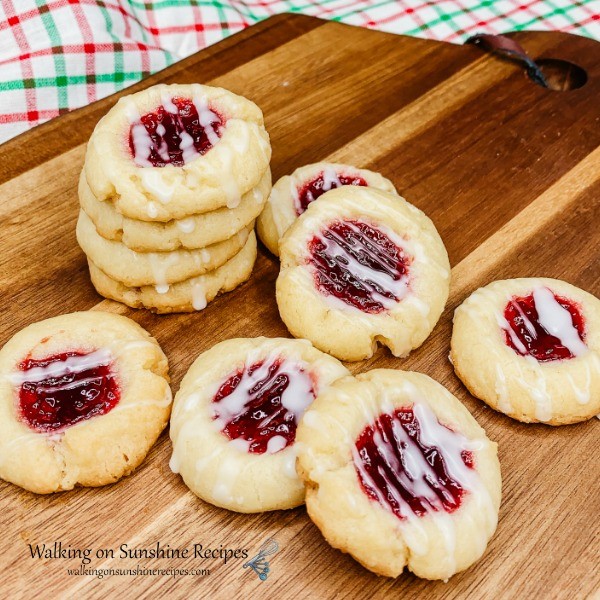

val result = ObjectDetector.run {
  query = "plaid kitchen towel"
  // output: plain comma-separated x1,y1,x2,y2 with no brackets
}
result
0,0,599,144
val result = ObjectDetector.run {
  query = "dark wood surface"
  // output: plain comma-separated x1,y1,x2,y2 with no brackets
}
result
0,14,598,599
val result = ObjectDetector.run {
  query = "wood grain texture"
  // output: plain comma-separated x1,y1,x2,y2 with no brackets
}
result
0,15,599,599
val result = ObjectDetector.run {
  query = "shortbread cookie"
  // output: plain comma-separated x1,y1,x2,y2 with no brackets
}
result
451,278,600,425
84,83,271,221
296,369,501,580
76,209,252,287
169,337,349,512
276,186,450,361
79,169,271,252
0,312,171,494
257,162,397,256
88,231,257,313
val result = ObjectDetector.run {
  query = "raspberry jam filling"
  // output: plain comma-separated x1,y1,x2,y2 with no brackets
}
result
502,287,587,362
353,404,475,520
308,219,410,314
295,169,368,215
129,96,223,167
16,349,119,432
212,354,315,454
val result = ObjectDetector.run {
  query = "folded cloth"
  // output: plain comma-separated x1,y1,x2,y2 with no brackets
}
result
0,0,598,144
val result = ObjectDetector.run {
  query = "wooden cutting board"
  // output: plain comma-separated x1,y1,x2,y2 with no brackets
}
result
1,14,598,599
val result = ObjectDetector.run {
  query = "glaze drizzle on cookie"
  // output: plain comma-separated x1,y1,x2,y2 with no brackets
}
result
129,96,223,168
352,403,475,519
212,354,315,454
14,349,119,432
308,219,410,313
294,168,368,215
502,287,587,362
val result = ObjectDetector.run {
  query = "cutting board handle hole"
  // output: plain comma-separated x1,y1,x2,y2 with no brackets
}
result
529,59,587,91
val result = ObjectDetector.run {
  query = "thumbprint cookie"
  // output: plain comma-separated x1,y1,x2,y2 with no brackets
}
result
84,83,271,221
78,169,270,252
257,162,397,256
76,209,252,288
276,186,450,361
451,278,600,425
296,369,501,580
169,337,349,512
87,232,257,314
0,312,171,493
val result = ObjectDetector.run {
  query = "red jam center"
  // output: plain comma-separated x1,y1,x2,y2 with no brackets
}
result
296,172,368,215
354,407,473,520
503,293,585,362
129,97,223,167
308,219,410,314
18,350,119,433
212,357,315,454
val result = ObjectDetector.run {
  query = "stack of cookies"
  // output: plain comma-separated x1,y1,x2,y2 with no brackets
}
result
76,83,271,313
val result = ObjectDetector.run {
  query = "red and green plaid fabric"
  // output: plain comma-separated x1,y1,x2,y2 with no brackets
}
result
1,0,599,144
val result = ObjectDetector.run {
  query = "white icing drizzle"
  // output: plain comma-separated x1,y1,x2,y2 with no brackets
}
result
291,167,357,216
524,356,552,422
212,351,314,455
282,448,298,479
129,122,154,168
211,446,246,507
191,281,207,311
533,287,588,357
413,403,482,485
267,435,287,454
321,167,342,192
224,174,242,209
124,99,154,168
148,252,180,290
155,284,169,294
289,175,301,215
497,313,528,355
301,410,322,430
146,201,159,218
311,220,410,310
174,441,245,507
168,450,181,474
9,348,113,385
348,388,496,573
193,444,222,474
229,119,250,155
353,401,481,518
122,98,140,123
168,342,349,509
176,217,196,233
460,284,593,422
140,169,176,205
183,392,201,413
191,86,221,148
408,295,431,317
160,88,178,114
128,87,222,170
499,287,588,359
566,369,591,404
178,130,197,164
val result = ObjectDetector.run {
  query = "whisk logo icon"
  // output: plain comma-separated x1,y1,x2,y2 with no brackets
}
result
242,538,279,581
